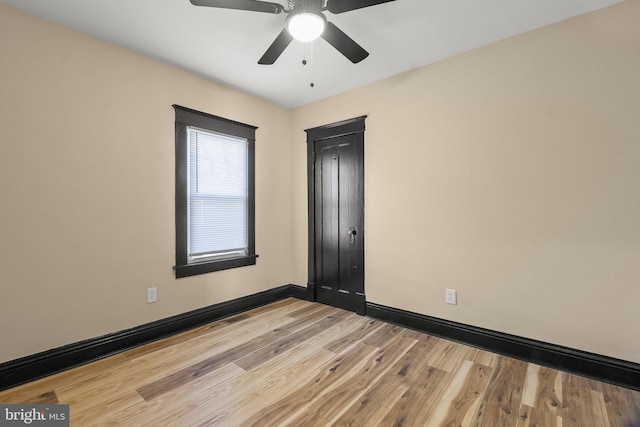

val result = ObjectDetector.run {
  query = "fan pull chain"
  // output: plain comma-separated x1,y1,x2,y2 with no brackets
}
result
304,42,315,88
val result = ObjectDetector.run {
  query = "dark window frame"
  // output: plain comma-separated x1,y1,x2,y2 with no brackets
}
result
173,105,257,278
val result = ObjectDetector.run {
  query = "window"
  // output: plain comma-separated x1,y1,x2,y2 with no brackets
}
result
173,105,257,278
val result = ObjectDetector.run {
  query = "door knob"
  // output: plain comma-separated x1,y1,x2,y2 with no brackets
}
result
347,227,357,244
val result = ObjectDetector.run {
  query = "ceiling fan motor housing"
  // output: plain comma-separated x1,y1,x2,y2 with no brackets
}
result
289,0,324,14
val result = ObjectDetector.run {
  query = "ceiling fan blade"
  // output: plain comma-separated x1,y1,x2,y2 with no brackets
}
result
321,22,369,63
189,0,284,14
258,29,294,65
327,0,396,14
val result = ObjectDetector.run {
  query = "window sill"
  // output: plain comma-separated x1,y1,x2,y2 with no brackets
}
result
174,254,258,278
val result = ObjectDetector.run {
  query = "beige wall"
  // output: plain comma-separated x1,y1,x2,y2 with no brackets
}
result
0,4,293,363
291,0,640,363
2,0,639,366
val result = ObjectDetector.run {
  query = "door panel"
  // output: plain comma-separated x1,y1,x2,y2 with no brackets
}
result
317,144,339,289
314,133,364,313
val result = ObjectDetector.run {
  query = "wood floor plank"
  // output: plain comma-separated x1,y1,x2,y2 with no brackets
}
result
237,296,301,316
472,349,499,368
234,309,353,370
522,364,563,416
183,347,340,426
135,332,281,400
563,383,611,427
136,303,338,400
69,390,145,427
334,383,409,427
100,363,246,427
600,385,640,427
124,298,312,365
114,300,310,393
286,336,418,426
473,355,529,426
362,323,406,348
380,367,451,427
423,338,477,374
2,299,640,426
286,300,336,318
323,317,383,354
361,332,451,427
521,363,540,407
122,315,247,361
141,307,363,426
436,362,502,426
517,403,563,427
22,390,59,404
239,341,382,427
0,353,130,404
332,333,439,426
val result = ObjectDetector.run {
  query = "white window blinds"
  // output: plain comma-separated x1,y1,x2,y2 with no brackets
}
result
187,126,248,263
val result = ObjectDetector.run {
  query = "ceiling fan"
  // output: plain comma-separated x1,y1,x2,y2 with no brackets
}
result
189,0,397,65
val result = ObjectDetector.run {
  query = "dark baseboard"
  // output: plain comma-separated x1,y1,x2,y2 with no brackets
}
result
0,284,305,392
306,282,316,302
366,302,640,392
5,288,637,394
290,284,311,301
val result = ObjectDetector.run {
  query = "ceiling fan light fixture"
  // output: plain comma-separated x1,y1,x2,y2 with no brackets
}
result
286,12,326,42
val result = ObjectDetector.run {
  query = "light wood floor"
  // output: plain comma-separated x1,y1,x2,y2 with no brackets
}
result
1,298,639,426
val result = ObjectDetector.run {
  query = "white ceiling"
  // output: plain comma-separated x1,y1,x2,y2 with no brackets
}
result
3,0,620,108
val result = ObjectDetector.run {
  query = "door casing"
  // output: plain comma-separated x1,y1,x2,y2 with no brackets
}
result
305,116,366,314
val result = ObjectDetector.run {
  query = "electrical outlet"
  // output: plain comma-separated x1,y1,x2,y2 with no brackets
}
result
146,287,157,304
445,289,457,305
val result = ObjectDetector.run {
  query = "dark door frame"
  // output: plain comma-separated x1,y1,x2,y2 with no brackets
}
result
305,116,367,314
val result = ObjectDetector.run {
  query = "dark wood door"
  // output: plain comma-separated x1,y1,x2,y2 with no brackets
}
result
313,131,364,313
